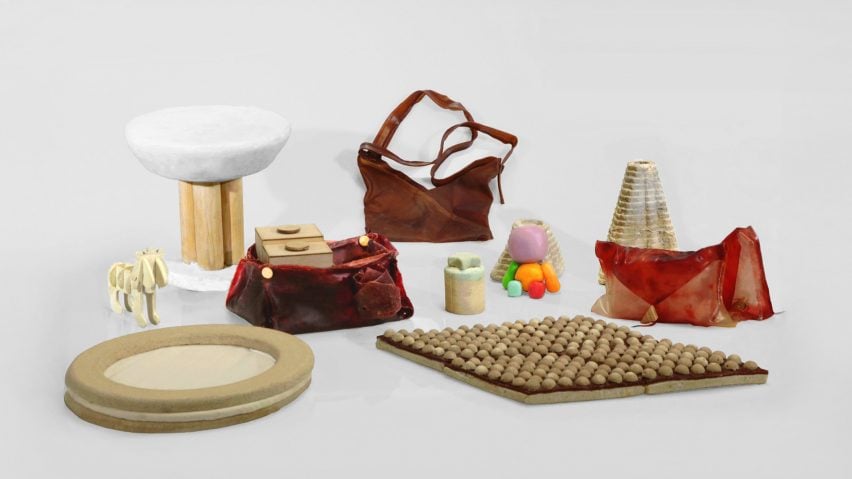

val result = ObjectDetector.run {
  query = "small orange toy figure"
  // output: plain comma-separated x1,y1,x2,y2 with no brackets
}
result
501,225,560,299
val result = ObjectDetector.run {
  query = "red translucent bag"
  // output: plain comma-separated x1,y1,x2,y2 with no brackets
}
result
226,233,413,334
592,227,775,327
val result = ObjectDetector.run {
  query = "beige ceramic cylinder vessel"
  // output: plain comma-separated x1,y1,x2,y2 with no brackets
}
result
445,253,485,315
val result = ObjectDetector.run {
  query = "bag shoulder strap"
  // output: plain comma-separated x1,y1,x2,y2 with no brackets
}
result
359,90,517,203
359,142,433,167
431,122,517,204
372,90,476,148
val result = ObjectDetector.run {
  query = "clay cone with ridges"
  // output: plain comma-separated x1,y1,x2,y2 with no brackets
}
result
599,160,677,284
490,219,565,281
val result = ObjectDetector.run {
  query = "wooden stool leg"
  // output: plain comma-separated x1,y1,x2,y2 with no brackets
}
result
220,178,244,266
192,182,225,270
178,181,196,264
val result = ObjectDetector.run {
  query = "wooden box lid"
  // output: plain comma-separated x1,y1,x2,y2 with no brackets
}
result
256,224,324,242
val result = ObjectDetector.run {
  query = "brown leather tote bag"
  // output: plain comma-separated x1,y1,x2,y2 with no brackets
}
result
357,90,517,242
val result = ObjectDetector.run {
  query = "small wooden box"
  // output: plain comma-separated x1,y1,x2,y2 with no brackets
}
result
255,224,332,267
265,241,334,267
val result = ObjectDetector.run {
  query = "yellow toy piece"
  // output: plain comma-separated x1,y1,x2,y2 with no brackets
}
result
108,248,169,327
542,262,561,293
514,263,544,291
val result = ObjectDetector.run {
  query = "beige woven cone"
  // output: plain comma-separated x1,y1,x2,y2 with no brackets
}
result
598,160,678,284
490,219,565,281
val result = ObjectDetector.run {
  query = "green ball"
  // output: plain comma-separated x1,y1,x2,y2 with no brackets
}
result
502,261,520,289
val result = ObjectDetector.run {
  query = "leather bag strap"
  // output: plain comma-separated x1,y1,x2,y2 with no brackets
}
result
372,90,476,149
431,121,517,204
360,90,517,203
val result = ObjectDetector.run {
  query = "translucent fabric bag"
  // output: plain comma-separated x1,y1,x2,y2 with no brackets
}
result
592,227,775,327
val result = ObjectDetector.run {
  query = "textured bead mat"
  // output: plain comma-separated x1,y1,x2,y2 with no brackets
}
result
376,315,767,404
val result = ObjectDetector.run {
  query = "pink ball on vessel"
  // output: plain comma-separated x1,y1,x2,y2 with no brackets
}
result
507,226,548,263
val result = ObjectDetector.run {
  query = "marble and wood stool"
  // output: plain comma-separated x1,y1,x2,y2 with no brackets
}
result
126,106,291,271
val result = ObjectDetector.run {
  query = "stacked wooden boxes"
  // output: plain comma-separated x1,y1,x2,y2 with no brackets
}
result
255,224,333,268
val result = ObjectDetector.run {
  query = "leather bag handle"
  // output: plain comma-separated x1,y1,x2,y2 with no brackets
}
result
431,121,517,204
360,90,517,203
372,90,476,149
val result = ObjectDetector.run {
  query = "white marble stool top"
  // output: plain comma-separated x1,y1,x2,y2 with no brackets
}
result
126,106,291,182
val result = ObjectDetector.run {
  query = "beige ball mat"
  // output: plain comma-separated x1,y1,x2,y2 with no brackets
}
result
376,315,767,404
65,324,313,432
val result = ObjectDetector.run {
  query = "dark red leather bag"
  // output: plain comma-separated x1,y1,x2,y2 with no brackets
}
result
358,90,517,242
226,233,413,334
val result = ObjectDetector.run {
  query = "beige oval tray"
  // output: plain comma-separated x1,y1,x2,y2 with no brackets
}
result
65,324,313,433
